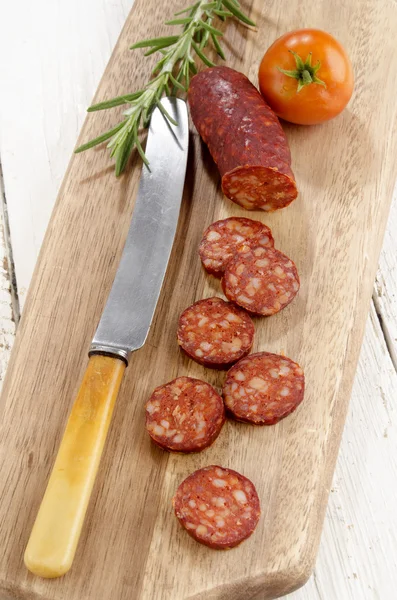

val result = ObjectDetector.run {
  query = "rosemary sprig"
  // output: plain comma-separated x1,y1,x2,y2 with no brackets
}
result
75,0,255,175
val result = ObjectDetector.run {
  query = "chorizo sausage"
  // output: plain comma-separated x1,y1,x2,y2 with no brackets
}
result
188,66,298,211
146,377,225,452
222,352,305,425
177,297,255,368
173,465,260,549
199,217,274,277
222,245,300,315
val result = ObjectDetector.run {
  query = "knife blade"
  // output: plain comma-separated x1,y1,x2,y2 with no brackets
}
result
24,98,189,578
91,97,189,362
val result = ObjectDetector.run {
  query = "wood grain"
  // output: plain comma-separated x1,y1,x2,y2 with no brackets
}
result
1,1,396,597
0,0,397,599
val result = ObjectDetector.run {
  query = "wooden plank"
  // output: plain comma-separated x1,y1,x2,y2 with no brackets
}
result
2,1,397,597
0,1,396,599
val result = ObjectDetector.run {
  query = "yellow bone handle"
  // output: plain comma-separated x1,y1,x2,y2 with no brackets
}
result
24,354,126,578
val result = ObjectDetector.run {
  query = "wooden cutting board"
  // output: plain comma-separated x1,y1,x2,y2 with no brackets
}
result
1,0,396,598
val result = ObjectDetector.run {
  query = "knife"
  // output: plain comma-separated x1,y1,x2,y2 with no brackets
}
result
24,97,189,578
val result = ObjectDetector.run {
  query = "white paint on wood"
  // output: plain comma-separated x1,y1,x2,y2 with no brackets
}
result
0,183,16,391
0,0,396,598
0,0,133,309
374,191,397,368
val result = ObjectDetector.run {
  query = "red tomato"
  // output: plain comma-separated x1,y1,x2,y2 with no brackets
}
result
258,29,354,125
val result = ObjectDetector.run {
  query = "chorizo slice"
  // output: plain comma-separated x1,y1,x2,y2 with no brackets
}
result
222,352,305,425
173,465,260,549
188,66,298,211
199,217,274,277
222,245,300,316
177,297,255,368
146,377,225,453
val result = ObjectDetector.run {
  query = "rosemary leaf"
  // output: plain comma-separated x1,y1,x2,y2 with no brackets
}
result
199,20,223,36
87,93,143,112
211,32,226,59
192,40,216,67
135,135,149,166
213,8,233,18
115,129,135,176
130,35,179,49
133,120,149,166
170,73,186,91
143,105,153,128
108,123,129,152
189,61,198,74
144,43,175,57
165,17,192,25
184,61,190,90
156,100,178,126
152,54,169,74
74,120,126,152
148,72,167,85
175,66,184,82
174,2,200,16
195,29,203,44
199,29,210,50
221,0,255,26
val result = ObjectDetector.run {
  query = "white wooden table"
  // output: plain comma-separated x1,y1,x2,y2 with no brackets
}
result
1,1,396,598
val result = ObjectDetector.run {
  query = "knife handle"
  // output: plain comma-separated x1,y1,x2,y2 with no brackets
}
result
24,354,126,578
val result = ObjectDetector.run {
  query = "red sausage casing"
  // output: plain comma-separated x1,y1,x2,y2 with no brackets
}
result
188,66,298,211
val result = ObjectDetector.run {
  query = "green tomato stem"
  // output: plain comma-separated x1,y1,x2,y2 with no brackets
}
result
278,50,326,93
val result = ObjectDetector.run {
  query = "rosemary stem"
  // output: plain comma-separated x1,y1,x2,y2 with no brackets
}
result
74,0,255,174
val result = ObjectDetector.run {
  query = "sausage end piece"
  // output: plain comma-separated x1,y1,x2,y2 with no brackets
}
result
189,66,298,212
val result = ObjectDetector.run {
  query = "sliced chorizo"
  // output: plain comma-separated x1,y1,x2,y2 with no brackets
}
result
188,66,298,211
145,377,225,452
199,217,274,277
222,245,300,316
222,352,305,425
173,465,260,549
177,297,255,368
